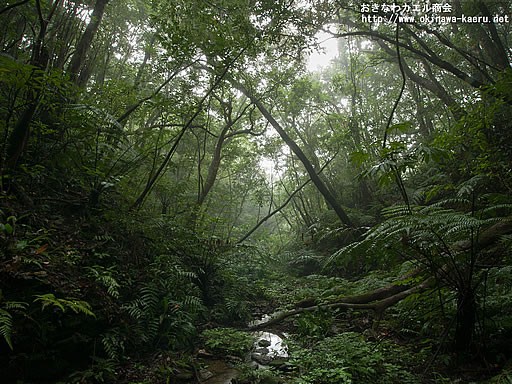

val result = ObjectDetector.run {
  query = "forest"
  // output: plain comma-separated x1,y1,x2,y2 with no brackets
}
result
1,0,511,383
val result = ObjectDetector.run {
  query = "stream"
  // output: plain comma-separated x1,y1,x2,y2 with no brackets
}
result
202,315,288,384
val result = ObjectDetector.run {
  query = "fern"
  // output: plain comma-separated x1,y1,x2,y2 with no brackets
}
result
34,294,95,317
329,198,511,275
85,265,120,298
101,329,125,360
0,301,28,350
140,286,160,310
93,234,114,242
480,204,512,218
181,295,202,308
0,308,14,350
456,175,486,198
122,275,202,349
499,234,512,249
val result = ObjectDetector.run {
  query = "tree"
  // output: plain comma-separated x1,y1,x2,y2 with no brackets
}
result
67,0,110,86
231,76,354,227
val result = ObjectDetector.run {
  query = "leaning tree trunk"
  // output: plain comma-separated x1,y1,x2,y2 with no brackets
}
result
231,79,353,228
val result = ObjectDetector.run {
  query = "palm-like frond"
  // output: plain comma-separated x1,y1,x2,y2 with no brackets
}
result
328,199,512,275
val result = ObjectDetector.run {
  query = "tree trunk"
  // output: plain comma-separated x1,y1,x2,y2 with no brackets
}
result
454,286,476,351
197,127,228,206
4,102,38,173
232,79,353,227
2,0,55,175
67,0,109,86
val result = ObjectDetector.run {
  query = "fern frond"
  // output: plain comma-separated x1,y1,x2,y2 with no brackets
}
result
34,294,95,317
480,204,512,218
0,308,13,350
4,301,28,310
174,266,197,280
85,265,120,298
122,299,144,319
93,234,114,242
181,295,202,309
64,299,95,317
331,196,512,273
143,318,159,342
430,198,471,208
140,286,160,310
499,234,512,248
381,204,415,218
101,330,125,360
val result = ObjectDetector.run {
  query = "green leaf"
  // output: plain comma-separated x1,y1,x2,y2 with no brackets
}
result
3,223,13,234
387,121,412,134
350,151,370,166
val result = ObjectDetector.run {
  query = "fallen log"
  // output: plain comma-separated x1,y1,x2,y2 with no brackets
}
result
248,217,512,331
248,277,435,330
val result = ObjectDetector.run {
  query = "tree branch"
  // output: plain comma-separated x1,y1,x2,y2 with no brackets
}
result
0,0,29,15
330,30,485,89
248,276,435,330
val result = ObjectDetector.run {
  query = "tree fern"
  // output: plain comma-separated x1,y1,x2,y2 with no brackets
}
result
329,197,512,276
456,175,487,198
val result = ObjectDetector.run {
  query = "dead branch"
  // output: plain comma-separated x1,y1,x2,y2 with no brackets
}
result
248,276,434,330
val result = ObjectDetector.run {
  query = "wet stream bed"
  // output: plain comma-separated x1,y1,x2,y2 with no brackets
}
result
201,315,290,383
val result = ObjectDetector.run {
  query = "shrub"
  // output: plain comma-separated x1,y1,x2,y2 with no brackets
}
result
289,332,419,384
202,328,255,357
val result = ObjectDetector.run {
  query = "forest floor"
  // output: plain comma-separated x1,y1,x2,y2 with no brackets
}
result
117,269,508,384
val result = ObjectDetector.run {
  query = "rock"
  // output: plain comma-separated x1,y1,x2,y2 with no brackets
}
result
226,355,243,363
258,339,271,347
251,352,272,365
255,347,269,354
268,357,288,367
197,348,213,357
199,369,214,381
173,371,194,380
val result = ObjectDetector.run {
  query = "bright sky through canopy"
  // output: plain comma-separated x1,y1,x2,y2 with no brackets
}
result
307,31,339,71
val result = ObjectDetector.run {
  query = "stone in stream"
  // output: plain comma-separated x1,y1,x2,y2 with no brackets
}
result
251,352,272,365
201,360,239,384
252,331,288,358
199,369,214,380
254,347,269,354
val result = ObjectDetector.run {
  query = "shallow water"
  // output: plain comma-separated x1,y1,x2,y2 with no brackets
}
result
202,360,238,384
253,331,288,358
203,316,289,383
